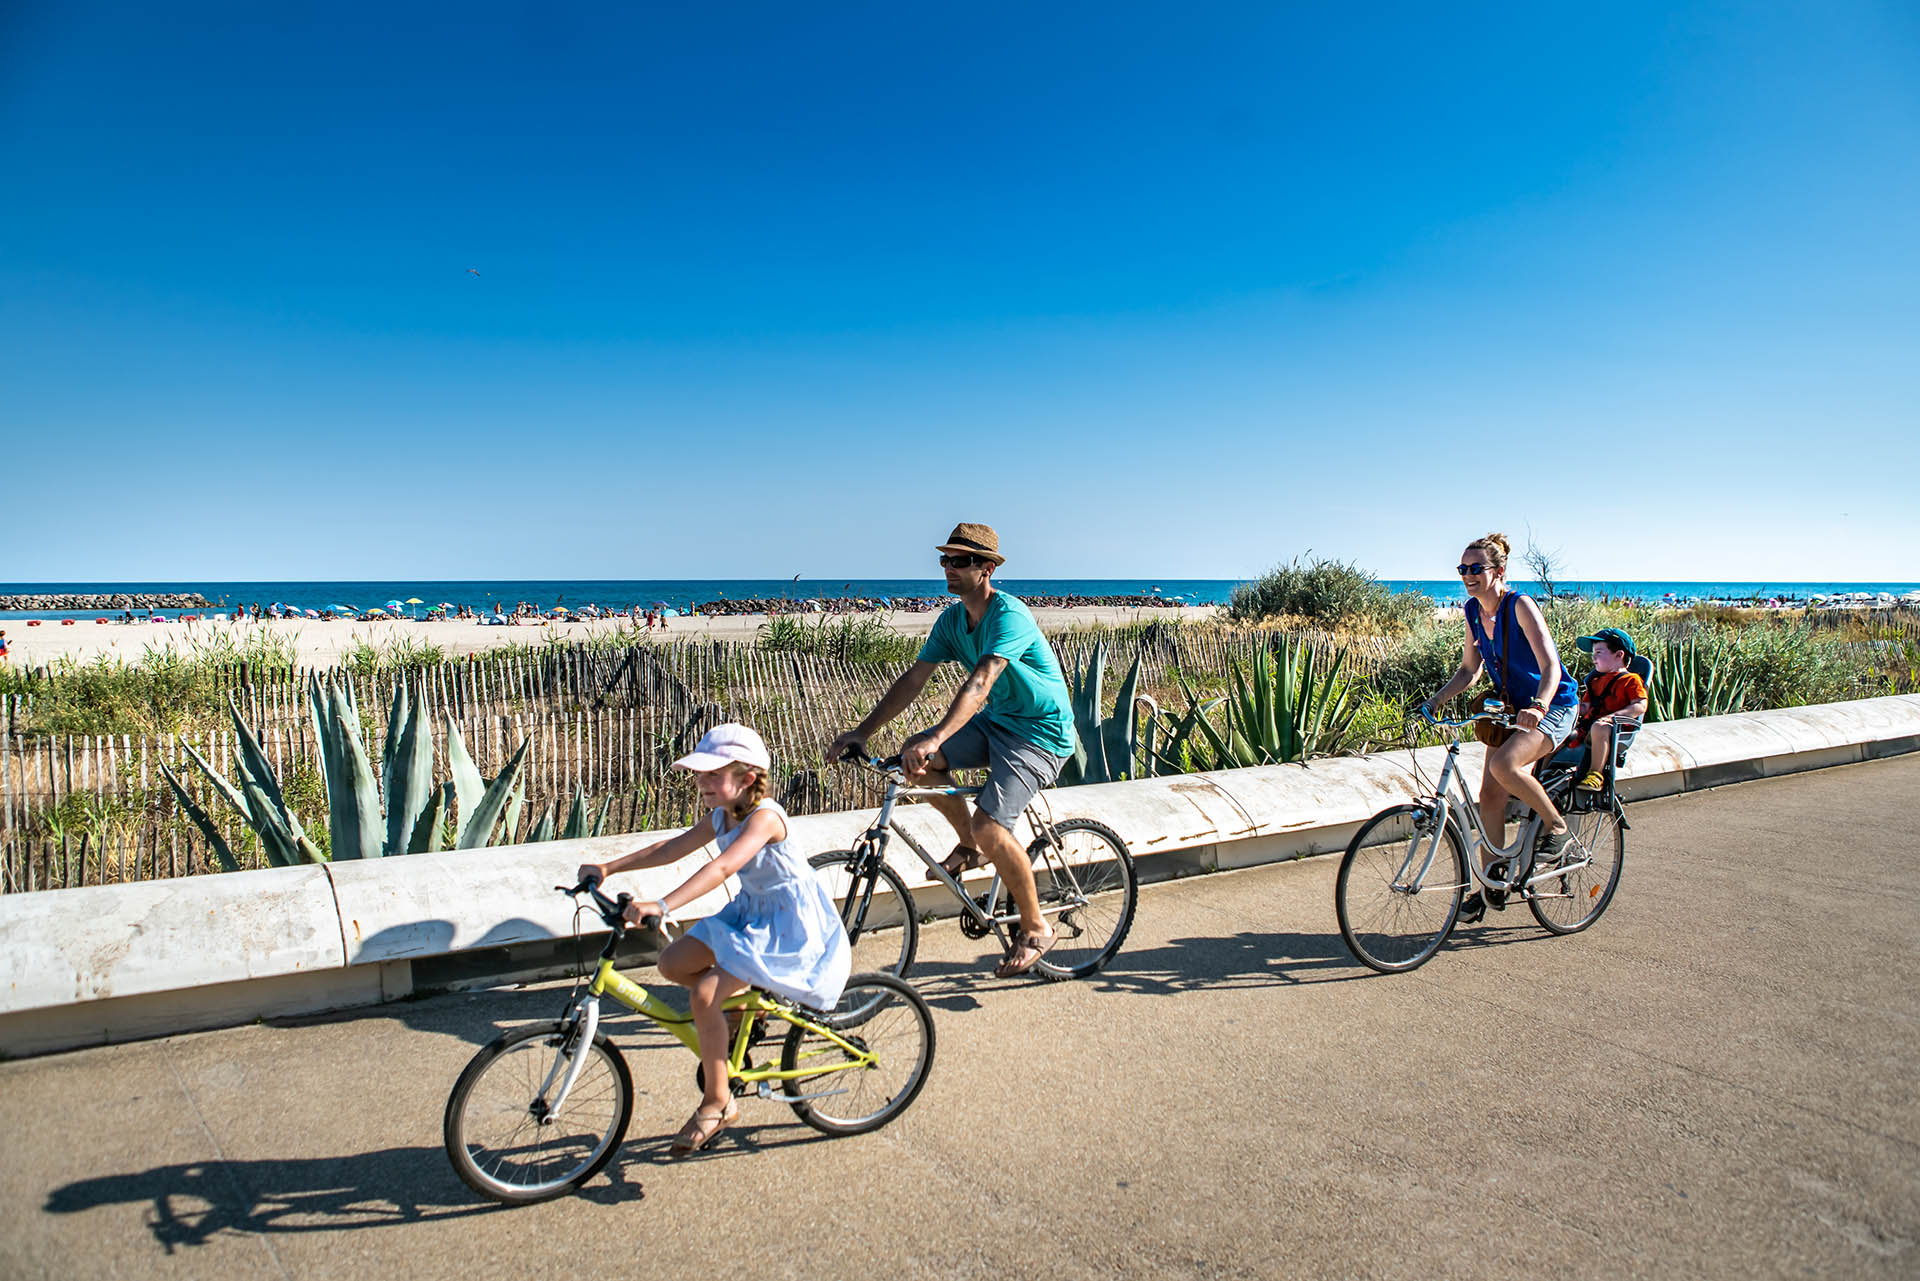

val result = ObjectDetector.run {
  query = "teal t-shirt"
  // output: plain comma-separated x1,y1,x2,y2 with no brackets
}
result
917,593,1077,758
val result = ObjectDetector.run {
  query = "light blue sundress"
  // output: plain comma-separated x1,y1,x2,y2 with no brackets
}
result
686,799,851,1011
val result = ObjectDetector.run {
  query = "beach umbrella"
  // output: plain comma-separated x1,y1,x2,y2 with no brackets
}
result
328,604,358,616
384,599,405,613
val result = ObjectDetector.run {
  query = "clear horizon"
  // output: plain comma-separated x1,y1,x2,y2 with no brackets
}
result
4,3,1917,583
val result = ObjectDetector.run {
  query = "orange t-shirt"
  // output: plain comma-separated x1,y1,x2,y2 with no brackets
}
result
1571,670,1647,745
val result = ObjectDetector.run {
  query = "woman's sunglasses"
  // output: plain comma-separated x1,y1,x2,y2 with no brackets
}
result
939,554,990,569
1456,562,1490,577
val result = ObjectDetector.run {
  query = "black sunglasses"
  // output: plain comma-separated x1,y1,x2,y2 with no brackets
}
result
939,554,990,569
1456,562,1490,577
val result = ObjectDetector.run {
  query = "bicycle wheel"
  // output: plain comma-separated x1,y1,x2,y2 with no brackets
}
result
444,1022,632,1204
1529,803,1624,935
1028,818,1137,980
781,972,936,1137
809,848,919,982
1335,804,1468,974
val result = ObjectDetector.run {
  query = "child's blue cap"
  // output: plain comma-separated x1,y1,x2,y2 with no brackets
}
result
1575,627,1636,658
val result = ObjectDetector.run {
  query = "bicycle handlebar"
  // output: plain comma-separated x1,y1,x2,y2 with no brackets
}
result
838,746,905,775
561,876,660,933
1419,703,1518,730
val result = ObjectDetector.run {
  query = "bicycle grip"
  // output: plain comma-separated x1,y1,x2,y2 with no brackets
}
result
838,742,867,763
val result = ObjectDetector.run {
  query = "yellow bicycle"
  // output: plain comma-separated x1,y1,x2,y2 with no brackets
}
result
443,878,935,1204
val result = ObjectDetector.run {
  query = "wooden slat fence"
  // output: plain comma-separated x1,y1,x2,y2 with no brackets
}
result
0,627,1381,893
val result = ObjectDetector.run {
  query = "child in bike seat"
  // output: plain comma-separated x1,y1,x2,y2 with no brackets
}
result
577,723,850,1154
1569,628,1648,793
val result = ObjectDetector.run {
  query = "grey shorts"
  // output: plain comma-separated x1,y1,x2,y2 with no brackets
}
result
931,713,1069,833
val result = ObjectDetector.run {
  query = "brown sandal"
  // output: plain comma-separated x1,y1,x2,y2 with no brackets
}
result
994,927,1058,978
941,845,986,878
670,1102,739,1155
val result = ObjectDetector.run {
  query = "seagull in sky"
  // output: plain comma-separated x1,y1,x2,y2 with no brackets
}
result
466,268,481,276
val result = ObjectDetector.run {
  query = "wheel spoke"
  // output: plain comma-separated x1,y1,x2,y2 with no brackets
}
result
1529,806,1624,934
1337,807,1463,973
1029,820,1137,980
783,975,935,1136
445,1027,631,1203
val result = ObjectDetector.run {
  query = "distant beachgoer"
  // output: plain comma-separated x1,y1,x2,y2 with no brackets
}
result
0,629,9,661
828,522,1077,977
1421,531,1578,924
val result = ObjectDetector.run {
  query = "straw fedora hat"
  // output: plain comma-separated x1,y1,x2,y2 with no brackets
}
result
935,522,1006,565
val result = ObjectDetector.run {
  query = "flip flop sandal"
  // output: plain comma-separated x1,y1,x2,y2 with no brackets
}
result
670,1102,739,1155
994,928,1058,978
941,845,986,878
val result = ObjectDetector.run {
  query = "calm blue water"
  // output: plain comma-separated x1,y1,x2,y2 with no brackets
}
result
4,577,1919,620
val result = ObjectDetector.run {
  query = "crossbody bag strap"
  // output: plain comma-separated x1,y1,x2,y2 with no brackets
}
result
1490,591,1515,704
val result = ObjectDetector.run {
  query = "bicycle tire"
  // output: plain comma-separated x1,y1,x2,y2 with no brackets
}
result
781,972,935,1137
444,1021,633,1204
1335,803,1468,974
1529,803,1625,935
1027,818,1137,980
809,848,919,984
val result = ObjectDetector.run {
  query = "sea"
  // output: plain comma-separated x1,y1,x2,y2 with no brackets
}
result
4,578,1920,620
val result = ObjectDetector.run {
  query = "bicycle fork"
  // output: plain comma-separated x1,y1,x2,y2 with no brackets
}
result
537,996,601,1123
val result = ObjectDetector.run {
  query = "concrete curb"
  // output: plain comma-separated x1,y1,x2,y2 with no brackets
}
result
5,694,1918,1057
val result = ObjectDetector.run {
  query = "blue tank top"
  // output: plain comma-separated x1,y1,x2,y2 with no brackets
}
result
1466,592,1576,710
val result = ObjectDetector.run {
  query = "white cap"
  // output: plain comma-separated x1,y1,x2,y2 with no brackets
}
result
673,723,771,773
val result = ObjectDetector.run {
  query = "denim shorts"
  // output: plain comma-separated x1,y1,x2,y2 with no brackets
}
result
1528,701,1577,752
931,713,1069,832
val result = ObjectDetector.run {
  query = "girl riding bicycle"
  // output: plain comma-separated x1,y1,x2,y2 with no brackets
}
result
1422,532,1579,923
577,723,851,1153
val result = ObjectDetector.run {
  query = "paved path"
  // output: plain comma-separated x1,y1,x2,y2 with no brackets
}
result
4,756,1917,1280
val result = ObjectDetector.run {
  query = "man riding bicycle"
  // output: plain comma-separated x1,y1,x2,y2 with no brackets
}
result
829,522,1077,977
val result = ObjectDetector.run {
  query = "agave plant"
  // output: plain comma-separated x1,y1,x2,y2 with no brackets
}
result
1646,636,1749,722
160,674,531,867
1058,641,1146,786
525,784,615,845
1188,637,1356,768
1141,674,1225,776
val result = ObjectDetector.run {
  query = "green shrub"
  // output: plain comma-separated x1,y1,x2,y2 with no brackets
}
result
1226,556,1429,632
1373,619,1467,705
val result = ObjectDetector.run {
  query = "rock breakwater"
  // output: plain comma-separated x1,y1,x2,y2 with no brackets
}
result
0,593,213,611
687,593,1185,616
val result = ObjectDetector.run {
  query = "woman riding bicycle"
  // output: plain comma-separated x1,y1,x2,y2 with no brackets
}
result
1423,532,1578,923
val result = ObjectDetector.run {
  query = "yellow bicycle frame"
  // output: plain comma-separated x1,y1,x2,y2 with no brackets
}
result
586,957,877,1086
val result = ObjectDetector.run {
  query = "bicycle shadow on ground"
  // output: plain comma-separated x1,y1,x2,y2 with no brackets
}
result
43,1146,533,1250
590,1114,838,1184
898,917,1554,1011
43,1117,842,1245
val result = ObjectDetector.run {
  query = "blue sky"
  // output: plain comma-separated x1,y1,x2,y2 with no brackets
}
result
3,1,1917,582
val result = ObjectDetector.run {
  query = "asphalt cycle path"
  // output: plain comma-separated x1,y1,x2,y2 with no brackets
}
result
3,755,1916,1280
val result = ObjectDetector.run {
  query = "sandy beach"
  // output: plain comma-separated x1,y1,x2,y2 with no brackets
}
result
0,605,1220,669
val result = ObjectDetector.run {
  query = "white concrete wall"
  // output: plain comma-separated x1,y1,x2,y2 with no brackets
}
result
4,694,1917,1056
